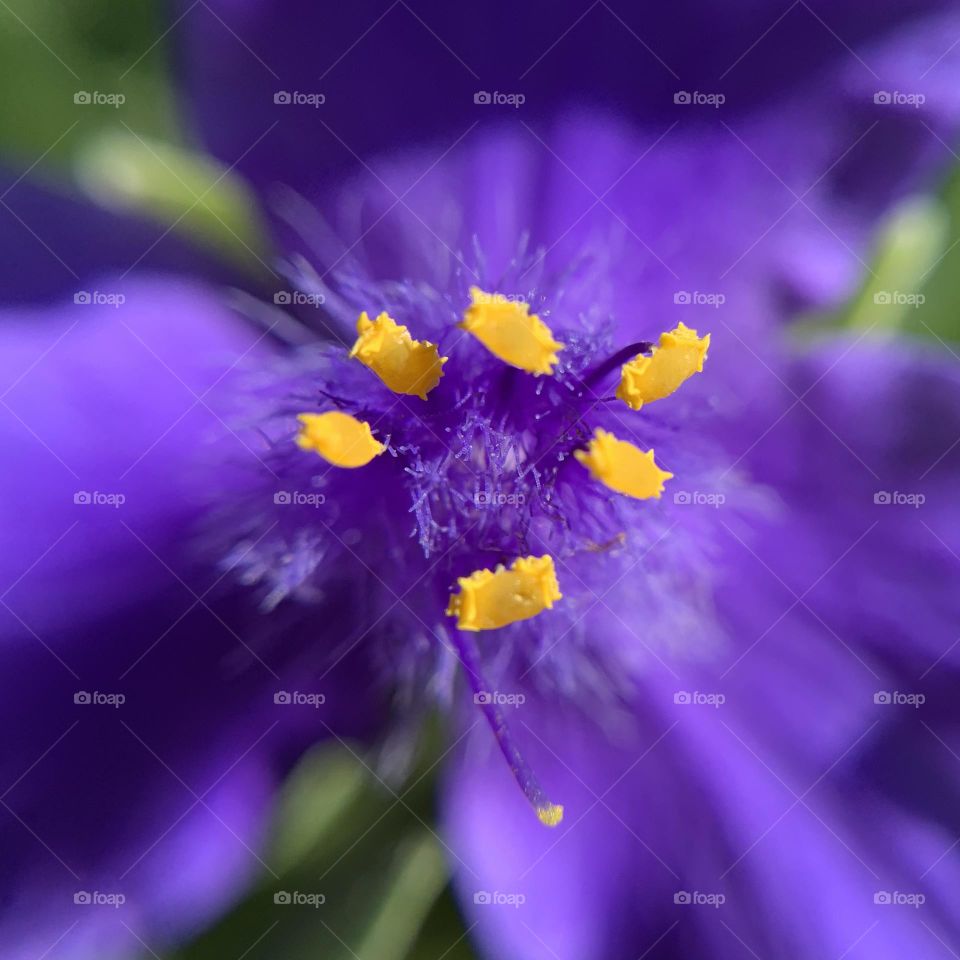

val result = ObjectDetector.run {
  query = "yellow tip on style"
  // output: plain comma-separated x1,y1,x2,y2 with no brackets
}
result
536,803,564,827
295,411,385,468
446,555,562,632
351,312,447,400
616,323,710,411
460,287,564,376
574,429,673,500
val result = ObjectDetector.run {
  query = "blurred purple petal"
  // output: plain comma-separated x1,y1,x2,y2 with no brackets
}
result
2,6,960,957
0,277,271,634
440,334,960,958
0,177,247,306
176,0,960,269
0,273,388,956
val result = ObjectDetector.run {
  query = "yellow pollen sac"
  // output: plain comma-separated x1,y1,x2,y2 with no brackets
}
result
574,429,673,500
350,311,447,400
460,287,564,376
446,555,562,632
537,803,564,827
616,322,710,411
295,411,385,468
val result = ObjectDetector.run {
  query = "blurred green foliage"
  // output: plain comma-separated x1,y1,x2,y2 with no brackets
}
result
0,0,270,275
902,168,960,347
0,0,180,165
173,740,479,960
805,185,960,346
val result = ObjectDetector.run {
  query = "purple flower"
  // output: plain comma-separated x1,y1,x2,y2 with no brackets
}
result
3,2,960,958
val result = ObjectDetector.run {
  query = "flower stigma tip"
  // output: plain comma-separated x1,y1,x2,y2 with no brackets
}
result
295,411,385,467
460,286,564,376
351,311,447,399
537,803,564,827
616,322,710,410
446,555,562,631
574,428,673,500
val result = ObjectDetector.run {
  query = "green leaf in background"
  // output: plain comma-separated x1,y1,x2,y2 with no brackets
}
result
841,195,949,333
901,166,960,347
0,0,272,278
0,0,180,166
75,129,273,277
172,738,479,960
803,174,960,345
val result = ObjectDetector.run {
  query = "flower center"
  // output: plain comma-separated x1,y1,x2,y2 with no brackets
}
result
286,286,711,826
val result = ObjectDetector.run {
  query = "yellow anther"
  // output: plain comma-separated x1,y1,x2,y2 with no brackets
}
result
446,555,562,631
460,287,564,376
574,428,673,500
536,803,564,827
295,411,385,468
616,322,710,411
350,311,447,400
